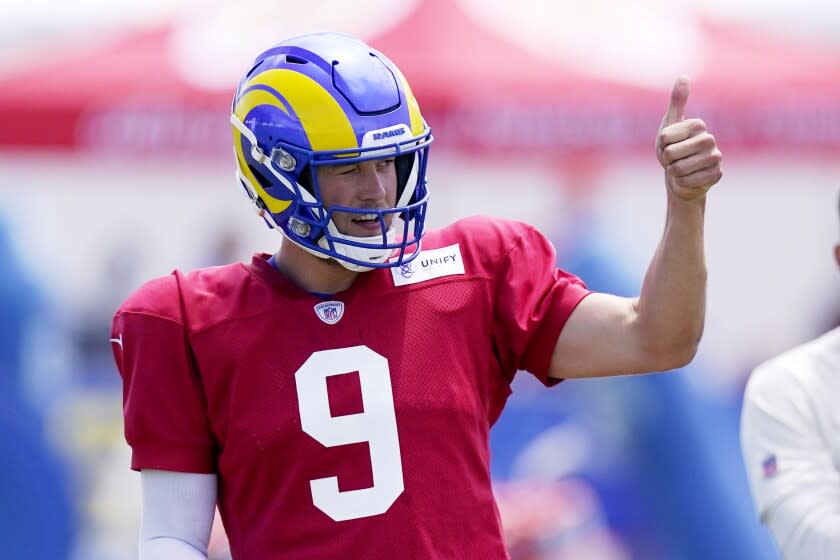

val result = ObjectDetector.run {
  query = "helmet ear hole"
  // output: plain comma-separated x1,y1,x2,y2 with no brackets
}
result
248,165,273,189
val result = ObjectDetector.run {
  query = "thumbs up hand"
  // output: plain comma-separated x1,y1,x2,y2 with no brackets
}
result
656,76,722,201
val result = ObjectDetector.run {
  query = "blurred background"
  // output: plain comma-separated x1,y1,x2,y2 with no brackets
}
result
1,0,839,558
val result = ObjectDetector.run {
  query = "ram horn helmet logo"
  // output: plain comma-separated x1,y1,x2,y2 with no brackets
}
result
314,301,345,325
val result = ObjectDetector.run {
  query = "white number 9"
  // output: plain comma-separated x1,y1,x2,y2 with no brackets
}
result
295,345,404,521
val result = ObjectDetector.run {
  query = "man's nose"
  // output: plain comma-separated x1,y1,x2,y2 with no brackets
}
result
356,162,387,200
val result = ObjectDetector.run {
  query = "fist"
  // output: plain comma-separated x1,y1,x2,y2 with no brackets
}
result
656,76,722,201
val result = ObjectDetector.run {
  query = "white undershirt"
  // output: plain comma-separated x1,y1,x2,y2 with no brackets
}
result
740,327,840,559
139,469,218,560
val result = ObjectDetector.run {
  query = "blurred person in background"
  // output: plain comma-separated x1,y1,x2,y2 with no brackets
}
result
740,191,840,559
111,32,722,559
0,218,74,558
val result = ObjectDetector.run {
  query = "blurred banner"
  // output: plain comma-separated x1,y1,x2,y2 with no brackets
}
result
3,0,840,157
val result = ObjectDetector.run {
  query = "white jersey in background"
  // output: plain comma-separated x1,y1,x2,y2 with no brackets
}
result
741,326,840,559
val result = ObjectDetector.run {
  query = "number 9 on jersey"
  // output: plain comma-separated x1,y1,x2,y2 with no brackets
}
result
295,345,404,521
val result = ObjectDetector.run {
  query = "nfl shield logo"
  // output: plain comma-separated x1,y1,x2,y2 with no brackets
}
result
314,301,345,325
762,454,778,479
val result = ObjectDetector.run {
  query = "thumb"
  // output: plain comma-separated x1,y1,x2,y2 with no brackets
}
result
662,75,690,127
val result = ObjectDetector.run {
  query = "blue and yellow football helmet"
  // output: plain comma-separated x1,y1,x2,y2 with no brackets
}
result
230,32,433,270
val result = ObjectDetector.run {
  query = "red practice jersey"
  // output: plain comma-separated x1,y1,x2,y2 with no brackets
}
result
112,216,590,559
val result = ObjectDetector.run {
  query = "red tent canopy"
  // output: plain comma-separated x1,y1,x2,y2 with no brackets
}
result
2,0,840,157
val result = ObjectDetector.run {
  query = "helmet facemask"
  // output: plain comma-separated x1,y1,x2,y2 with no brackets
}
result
232,113,431,271
230,32,433,271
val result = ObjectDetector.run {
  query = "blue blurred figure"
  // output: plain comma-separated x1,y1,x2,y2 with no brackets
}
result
0,218,74,558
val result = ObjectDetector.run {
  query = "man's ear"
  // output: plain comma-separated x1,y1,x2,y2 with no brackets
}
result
834,243,840,270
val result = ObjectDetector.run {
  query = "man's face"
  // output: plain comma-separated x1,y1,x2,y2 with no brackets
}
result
316,158,397,238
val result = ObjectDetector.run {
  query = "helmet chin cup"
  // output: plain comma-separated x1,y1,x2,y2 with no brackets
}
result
317,223,397,271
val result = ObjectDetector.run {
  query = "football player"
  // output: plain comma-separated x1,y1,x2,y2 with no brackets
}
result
112,32,722,559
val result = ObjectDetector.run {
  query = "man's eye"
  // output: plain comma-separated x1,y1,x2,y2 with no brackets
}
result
337,166,358,175
376,159,395,168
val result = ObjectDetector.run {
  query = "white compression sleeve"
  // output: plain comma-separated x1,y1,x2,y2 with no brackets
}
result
139,469,218,560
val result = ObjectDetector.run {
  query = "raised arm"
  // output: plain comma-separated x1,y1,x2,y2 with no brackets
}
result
549,76,722,379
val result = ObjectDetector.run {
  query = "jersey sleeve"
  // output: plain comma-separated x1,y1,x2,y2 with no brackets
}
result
740,361,840,537
492,224,591,385
112,276,216,473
